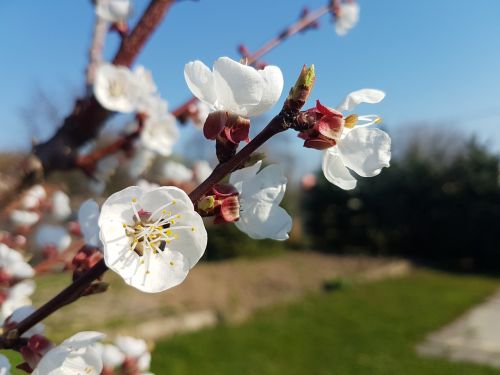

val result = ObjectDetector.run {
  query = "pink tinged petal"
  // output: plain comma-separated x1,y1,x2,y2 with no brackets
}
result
322,149,357,190
225,120,250,144
338,128,391,177
218,196,240,223
236,202,292,241
203,111,227,140
245,65,284,117
315,100,342,117
213,57,264,115
318,115,345,141
212,184,239,198
303,138,336,150
336,89,386,112
184,61,217,106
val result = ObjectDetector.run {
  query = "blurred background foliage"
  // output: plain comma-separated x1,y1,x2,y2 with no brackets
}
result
302,130,500,271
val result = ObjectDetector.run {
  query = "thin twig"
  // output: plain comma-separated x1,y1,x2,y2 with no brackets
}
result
172,2,330,120
86,2,108,87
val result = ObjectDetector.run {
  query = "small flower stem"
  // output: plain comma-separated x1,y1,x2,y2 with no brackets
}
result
189,116,285,202
74,118,144,175
245,4,330,66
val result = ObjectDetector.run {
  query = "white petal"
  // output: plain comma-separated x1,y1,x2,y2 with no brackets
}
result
34,225,71,252
322,149,357,190
240,164,287,204
51,191,71,221
96,0,131,22
115,336,147,358
335,2,360,36
160,160,193,183
94,64,139,113
184,60,217,106
338,128,391,177
62,331,105,349
78,200,101,247
140,113,179,157
245,65,284,117
213,57,264,115
10,210,40,226
237,202,292,241
229,160,262,187
100,344,125,368
336,89,385,112
140,186,194,214
99,186,144,226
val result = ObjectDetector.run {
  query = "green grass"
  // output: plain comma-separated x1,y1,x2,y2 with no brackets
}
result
151,269,500,374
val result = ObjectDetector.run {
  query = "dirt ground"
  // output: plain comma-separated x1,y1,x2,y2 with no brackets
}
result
34,252,410,341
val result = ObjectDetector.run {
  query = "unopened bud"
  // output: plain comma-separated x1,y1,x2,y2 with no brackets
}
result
197,196,216,212
286,64,315,113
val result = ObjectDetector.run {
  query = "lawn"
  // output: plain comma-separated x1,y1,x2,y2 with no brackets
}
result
151,269,500,374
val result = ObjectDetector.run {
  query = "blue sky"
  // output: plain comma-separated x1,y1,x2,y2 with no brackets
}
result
0,0,499,172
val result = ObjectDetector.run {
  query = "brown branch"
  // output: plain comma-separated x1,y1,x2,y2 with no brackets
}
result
1,66,314,345
15,257,108,338
113,0,175,67
0,0,176,211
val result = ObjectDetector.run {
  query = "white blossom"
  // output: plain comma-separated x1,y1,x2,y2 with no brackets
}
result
95,343,125,369
160,160,193,183
115,336,147,358
51,191,71,221
34,225,71,252
184,56,283,117
115,336,151,372
94,64,140,113
32,331,104,375
139,113,179,157
322,89,391,190
335,2,360,36
99,186,207,293
21,185,46,210
9,210,39,227
96,0,131,23
127,148,156,179
78,200,101,248
230,161,292,240
0,280,35,322
0,244,34,279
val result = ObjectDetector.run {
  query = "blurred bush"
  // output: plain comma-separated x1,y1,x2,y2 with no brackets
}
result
302,137,500,271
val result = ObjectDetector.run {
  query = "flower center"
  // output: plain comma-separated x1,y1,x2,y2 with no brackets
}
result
122,198,196,264
108,80,126,98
